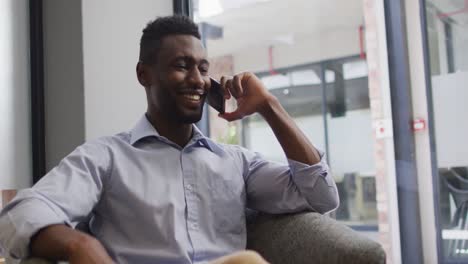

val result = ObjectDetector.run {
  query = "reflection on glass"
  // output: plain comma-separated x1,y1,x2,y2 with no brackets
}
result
324,60,376,225
193,0,377,227
425,0,468,261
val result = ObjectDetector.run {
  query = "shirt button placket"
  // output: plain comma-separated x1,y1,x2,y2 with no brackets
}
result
181,149,199,258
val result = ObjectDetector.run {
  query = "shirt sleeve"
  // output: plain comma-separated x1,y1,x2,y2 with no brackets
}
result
0,140,111,259
235,146,339,215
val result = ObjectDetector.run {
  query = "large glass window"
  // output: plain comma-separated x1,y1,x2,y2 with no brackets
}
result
425,0,468,261
193,0,377,228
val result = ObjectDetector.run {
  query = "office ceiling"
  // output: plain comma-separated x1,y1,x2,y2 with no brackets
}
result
195,0,365,57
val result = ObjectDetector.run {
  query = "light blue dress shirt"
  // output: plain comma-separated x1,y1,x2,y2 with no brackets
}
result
0,115,339,263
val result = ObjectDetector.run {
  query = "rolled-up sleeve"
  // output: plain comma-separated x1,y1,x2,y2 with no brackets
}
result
0,140,110,259
238,147,339,215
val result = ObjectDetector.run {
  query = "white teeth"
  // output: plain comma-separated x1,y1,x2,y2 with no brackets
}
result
183,94,200,101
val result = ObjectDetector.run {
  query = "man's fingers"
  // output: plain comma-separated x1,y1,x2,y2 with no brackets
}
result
219,76,232,99
231,75,244,99
226,78,242,99
218,111,243,122
220,76,228,87
224,79,233,100
228,79,239,99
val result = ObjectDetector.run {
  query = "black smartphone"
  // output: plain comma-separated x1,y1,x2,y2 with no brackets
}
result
207,77,225,114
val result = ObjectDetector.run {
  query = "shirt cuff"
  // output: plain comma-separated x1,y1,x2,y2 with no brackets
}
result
288,149,334,188
0,195,70,259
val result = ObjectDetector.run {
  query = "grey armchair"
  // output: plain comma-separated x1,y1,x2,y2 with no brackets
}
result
247,212,385,264
19,212,385,264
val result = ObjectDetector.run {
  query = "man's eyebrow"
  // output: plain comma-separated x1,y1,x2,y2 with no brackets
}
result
173,56,209,65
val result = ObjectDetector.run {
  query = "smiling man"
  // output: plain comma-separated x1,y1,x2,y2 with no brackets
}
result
0,16,339,264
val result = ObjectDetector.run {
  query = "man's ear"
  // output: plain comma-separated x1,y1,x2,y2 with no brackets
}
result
136,62,150,87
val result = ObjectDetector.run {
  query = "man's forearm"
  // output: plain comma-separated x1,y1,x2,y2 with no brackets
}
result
30,224,92,260
259,96,321,165
30,224,115,263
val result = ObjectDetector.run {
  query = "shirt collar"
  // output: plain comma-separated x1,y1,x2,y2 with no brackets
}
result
191,125,225,155
129,115,161,145
130,115,224,155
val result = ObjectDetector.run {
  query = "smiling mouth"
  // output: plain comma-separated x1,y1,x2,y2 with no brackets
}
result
182,94,201,101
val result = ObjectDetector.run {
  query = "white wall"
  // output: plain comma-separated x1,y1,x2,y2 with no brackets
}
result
0,0,32,189
42,0,173,169
81,0,173,140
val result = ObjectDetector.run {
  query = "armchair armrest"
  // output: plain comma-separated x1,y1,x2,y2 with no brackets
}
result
246,212,386,264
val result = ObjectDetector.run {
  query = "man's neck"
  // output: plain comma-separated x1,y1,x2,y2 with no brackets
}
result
145,112,193,148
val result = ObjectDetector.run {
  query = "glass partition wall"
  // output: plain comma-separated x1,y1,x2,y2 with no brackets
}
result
193,0,378,228
424,0,468,261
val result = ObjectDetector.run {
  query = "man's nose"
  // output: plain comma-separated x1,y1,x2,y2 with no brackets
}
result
188,68,205,87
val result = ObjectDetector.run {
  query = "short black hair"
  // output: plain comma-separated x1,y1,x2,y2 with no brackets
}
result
139,15,201,64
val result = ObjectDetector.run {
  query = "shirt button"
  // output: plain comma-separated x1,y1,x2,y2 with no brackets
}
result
186,184,193,191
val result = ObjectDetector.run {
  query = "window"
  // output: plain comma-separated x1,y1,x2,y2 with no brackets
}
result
424,0,468,261
193,0,378,227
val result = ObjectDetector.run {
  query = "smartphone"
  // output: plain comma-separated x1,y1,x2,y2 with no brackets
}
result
206,77,225,114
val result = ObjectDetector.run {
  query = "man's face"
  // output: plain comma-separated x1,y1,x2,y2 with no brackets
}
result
146,34,210,124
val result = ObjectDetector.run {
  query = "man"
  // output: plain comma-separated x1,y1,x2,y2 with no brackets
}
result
0,15,339,263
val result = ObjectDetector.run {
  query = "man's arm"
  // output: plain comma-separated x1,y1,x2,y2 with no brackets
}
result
0,140,112,261
30,224,114,263
259,96,321,165
220,72,320,165
219,72,320,165
219,72,339,213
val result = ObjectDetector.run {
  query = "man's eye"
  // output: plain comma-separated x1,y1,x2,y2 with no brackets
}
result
176,64,188,69
199,67,209,74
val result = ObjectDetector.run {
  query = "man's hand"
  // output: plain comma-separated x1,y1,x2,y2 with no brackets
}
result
219,72,321,165
219,72,275,121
